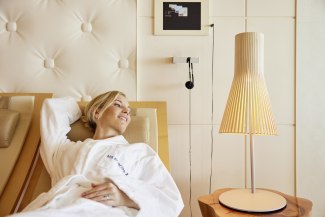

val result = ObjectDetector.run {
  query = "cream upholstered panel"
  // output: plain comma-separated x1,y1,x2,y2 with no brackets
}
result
135,108,158,152
0,0,136,100
0,96,34,195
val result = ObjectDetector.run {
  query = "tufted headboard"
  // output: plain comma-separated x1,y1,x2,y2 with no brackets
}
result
0,0,137,100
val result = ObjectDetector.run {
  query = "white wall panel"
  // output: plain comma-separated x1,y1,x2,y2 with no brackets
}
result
168,125,190,217
247,0,295,17
191,125,214,217
137,0,153,17
212,0,245,17
211,126,246,189
298,0,325,21
297,0,325,216
254,126,295,195
247,18,295,125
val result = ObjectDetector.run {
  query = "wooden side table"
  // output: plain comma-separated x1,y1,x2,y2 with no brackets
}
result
198,188,312,217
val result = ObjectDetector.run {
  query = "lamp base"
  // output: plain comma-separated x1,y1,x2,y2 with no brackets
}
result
219,189,287,213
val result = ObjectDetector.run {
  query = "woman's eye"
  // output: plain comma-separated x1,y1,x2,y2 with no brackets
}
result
114,103,121,108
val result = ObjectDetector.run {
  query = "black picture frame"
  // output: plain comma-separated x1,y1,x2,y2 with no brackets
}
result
154,0,209,35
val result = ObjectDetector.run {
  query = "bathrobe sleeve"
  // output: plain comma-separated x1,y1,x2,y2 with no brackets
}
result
40,97,82,180
110,146,184,217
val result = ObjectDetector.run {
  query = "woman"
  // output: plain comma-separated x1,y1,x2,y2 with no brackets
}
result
10,91,183,217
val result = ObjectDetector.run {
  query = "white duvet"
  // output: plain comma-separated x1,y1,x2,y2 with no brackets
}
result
9,97,183,217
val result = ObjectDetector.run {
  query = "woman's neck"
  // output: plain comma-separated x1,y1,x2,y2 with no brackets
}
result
93,128,119,140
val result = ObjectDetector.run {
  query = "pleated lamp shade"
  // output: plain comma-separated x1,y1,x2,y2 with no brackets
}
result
219,32,277,135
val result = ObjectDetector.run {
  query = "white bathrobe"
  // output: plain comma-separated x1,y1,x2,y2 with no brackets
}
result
10,97,183,217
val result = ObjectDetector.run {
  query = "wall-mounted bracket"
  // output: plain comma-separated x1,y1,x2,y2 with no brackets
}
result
173,57,199,64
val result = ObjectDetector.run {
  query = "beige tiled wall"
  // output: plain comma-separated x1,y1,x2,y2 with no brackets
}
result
138,0,296,216
247,0,296,17
296,0,325,216
212,0,245,17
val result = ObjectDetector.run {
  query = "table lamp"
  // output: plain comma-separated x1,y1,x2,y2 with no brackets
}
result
218,32,287,212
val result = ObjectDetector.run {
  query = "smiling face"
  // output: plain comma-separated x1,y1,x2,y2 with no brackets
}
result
95,94,131,138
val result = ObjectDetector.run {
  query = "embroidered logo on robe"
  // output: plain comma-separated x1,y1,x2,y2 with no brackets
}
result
106,154,129,176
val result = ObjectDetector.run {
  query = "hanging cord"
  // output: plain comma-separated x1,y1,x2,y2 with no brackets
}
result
188,89,193,217
188,24,214,216
185,58,194,89
191,63,194,85
209,23,215,194
188,58,192,81
187,57,193,217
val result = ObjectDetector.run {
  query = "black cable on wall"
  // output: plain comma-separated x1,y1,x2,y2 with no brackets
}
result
209,24,215,194
188,90,193,217
187,23,215,217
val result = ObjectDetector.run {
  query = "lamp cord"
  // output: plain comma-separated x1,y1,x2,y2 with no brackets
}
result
186,56,194,217
189,24,214,216
188,58,192,81
209,24,215,194
191,63,194,84
188,89,193,217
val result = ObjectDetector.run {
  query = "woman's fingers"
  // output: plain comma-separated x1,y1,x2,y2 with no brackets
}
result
81,180,138,209
81,182,114,199
82,189,111,200
88,192,114,202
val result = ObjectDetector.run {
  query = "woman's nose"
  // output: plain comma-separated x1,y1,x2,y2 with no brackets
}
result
122,107,130,114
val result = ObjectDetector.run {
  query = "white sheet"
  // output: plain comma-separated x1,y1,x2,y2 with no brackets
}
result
8,98,183,217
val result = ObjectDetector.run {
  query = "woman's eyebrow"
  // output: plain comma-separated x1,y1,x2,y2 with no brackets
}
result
114,99,131,109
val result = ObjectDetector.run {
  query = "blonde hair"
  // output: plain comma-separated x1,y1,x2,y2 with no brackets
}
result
84,91,126,132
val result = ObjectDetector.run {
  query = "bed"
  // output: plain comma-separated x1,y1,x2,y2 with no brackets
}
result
0,93,170,216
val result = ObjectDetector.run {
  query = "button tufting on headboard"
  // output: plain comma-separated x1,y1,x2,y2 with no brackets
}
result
119,59,129,69
81,95,92,102
6,22,17,32
81,23,92,33
44,59,55,69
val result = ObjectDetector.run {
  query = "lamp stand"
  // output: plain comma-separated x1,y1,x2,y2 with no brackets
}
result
218,135,287,212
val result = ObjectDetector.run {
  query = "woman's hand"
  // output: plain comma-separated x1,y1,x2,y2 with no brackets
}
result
81,180,139,210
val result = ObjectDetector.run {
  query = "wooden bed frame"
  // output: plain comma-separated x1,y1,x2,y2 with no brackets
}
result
0,93,170,216
0,93,52,216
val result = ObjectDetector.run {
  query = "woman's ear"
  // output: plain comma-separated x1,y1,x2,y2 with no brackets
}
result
94,110,100,120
